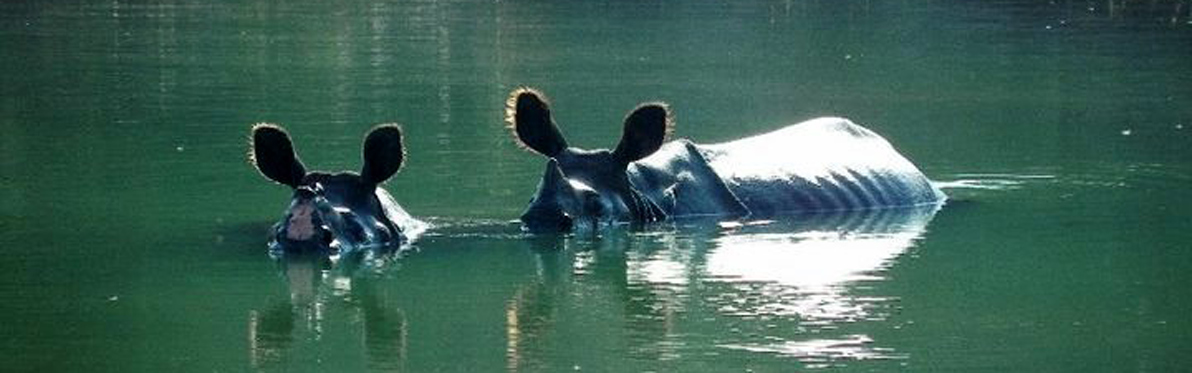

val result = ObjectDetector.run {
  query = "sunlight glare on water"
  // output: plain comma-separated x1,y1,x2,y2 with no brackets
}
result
719,334,903,369
699,207,938,364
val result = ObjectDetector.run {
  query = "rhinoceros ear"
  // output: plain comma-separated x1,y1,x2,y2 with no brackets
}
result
613,103,672,164
361,124,405,186
507,87,568,157
251,123,307,187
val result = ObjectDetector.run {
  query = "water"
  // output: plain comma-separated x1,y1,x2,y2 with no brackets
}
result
3,0,1191,371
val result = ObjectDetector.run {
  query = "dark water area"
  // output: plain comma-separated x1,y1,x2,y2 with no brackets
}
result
2,0,1191,371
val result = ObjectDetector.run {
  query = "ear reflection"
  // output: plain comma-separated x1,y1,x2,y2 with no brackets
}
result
247,256,407,370
504,232,701,370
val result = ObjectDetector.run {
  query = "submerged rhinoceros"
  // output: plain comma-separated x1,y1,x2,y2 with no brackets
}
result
250,124,425,255
506,88,945,231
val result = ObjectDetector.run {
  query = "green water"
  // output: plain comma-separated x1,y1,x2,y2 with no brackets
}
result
3,0,1191,371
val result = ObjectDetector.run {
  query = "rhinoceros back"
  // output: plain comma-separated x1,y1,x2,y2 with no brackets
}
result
697,117,944,215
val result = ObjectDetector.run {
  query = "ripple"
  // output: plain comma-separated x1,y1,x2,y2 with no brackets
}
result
938,163,1192,192
720,334,907,366
936,173,1056,191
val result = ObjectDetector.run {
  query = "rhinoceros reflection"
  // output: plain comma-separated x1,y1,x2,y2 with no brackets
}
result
706,206,939,364
709,208,936,315
504,233,696,370
503,206,939,369
247,256,407,370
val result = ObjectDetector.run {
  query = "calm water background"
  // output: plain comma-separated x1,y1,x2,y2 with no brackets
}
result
3,0,1191,371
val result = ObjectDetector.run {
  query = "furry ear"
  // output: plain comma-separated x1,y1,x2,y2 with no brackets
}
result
251,123,307,187
361,123,405,186
613,103,672,164
506,87,568,157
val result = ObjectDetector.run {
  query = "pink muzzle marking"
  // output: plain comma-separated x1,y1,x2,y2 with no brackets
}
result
285,203,318,241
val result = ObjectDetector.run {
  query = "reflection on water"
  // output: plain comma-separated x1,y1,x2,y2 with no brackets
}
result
722,334,896,365
707,207,938,365
248,256,407,371
502,206,939,370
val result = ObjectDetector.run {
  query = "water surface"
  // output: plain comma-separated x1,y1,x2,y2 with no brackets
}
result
2,0,1191,371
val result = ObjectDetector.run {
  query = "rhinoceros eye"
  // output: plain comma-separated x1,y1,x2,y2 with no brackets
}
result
582,191,604,216
373,221,392,242
320,226,334,246
340,211,367,242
